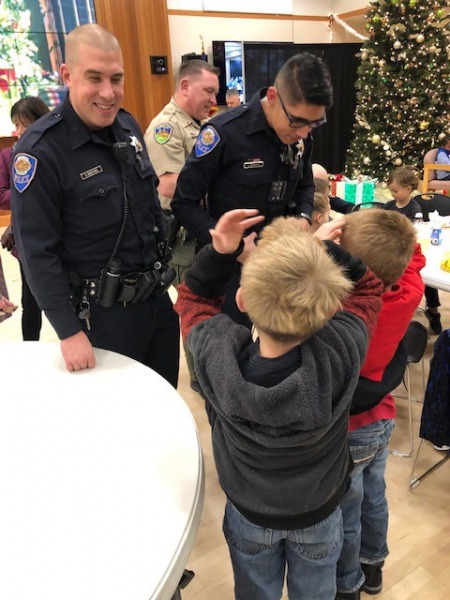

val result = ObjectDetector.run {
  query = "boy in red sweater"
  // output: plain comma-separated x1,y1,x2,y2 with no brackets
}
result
335,210,425,599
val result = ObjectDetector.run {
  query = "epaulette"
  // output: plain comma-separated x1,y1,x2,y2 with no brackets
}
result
210,104,249,128
20,109,64,149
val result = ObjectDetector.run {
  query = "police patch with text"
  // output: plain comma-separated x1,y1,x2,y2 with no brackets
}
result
195,126,220,157
13,154,38,193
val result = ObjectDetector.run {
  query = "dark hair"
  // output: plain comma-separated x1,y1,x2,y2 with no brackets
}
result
275,53,333,108
440,135,450,147
11,96,49,125
387,167,419,189
175,59,220,87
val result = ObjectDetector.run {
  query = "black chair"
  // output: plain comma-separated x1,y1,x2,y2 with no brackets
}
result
413,193,450,221
352,201,387,212
390,321,428,458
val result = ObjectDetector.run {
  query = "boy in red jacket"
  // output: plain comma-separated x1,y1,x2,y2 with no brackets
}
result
336,209,425,599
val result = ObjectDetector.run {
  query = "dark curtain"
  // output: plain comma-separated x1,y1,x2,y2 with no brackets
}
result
243,42,360,173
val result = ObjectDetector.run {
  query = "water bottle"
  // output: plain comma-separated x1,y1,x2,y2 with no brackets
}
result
430,210,442,246
413,212,425,239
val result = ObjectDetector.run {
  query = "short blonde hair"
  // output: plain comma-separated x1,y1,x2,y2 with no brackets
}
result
314,177,329,196
241,218,353,343
312,191,330,217
340,209,416,286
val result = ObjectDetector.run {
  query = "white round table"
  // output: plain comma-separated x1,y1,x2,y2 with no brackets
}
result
0,342,204,600
418,225,450,292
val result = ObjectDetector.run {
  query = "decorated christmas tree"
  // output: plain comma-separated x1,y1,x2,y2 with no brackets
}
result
345,0,450,182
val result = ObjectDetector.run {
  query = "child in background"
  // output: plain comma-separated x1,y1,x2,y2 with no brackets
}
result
313,163,354,214
310,191,331,232
436,135,450,181
384,167,421,221
336,209,424,600
384,167,441,333
175,208,384,600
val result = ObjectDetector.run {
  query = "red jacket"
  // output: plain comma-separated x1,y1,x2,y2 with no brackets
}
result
350,243,426,430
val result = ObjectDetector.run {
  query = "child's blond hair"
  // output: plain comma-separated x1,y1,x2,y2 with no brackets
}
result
312,191,330,216
340,209,416,286
240,218,353,343
314,177,329,196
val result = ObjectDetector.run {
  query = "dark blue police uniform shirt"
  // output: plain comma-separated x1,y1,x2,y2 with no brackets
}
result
172,88,315,248
11,97,165,339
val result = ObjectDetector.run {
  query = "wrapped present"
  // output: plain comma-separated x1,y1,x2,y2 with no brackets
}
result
329,173,344,196
335,175,377,205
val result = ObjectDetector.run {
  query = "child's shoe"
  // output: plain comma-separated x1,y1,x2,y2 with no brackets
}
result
335,590,360,600
424,308,442,334
361,562,384,595
433,444,450,451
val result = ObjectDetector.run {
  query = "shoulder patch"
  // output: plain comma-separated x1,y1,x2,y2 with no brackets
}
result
13,154,38,193
154,124,173,145
195,126,220,157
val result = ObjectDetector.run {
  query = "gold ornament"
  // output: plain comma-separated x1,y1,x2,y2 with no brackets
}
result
419,121,429,130
393,40,402,49
393,157,403,166
363,156,371,165
371,134,381,144
416,34,425,43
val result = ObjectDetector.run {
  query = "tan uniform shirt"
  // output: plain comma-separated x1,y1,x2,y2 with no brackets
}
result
144,97,200,210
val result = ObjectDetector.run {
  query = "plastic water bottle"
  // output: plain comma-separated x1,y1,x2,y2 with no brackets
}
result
413,212,426,239
430,210,442,246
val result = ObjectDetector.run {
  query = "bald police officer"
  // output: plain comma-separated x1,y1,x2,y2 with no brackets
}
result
11,24,179,385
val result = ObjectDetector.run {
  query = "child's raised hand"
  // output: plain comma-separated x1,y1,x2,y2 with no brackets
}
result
210,209,264,255
313,218,346,242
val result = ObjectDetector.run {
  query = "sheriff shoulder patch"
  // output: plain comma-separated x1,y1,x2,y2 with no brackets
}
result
195,126,220,157
13,153,38,193
154,124,173,145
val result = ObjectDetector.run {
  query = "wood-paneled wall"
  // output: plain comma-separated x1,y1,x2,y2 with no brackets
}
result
94,0,173,132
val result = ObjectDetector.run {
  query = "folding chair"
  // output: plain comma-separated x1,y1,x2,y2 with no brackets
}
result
410,329,450,487
390,321,428,458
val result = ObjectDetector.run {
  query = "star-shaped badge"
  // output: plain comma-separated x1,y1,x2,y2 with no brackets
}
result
129,135,143,154
296,139,305,158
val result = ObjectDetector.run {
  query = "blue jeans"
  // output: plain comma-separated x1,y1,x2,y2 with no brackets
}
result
223,499,343,600
336,419,394,593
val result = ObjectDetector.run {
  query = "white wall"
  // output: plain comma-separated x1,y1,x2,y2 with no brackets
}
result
167,1,368,70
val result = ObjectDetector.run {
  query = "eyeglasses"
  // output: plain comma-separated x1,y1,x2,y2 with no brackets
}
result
276,88,327,130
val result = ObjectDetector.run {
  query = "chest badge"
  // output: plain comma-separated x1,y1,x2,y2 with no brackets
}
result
130,135,143,153
195,126,220,157
13,153,38,193
154,124,173,145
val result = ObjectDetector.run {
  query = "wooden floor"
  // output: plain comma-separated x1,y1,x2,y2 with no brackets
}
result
2,242,450,599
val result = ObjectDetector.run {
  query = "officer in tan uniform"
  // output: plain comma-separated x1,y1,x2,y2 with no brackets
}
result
145,60,220,212
145,59,219,394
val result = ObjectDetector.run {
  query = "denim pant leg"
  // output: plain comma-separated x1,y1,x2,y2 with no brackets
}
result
360,420,394,564
285,506,343,600
223,500,286,600
337,419,394,592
